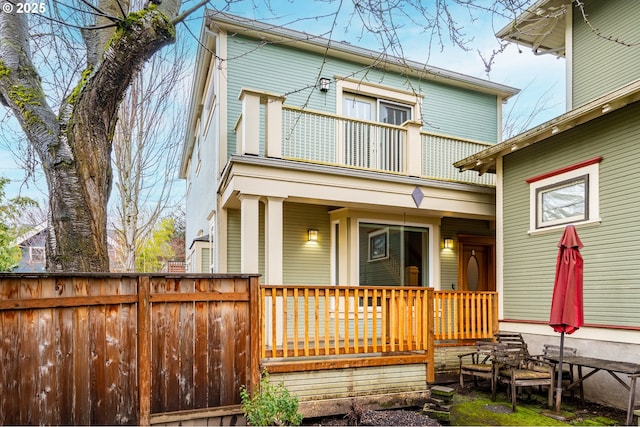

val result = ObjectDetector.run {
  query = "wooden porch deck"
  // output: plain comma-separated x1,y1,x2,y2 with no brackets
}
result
260,285,498,380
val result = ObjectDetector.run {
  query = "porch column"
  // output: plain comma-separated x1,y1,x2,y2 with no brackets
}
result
239,194,260,273
405,120,423,177
264,197,284,284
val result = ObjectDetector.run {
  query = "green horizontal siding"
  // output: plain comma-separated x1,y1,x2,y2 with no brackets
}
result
572,0,640,107
270,364,427,401
225,34,500,159
423,83,498,142
502,102,640,327
283,203,331,285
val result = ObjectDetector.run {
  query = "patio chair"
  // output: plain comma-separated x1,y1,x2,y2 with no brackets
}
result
458,341,496,389
494,332,529,355
492,344,555,411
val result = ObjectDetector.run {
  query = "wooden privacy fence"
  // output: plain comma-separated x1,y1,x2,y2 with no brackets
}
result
0,274,260,426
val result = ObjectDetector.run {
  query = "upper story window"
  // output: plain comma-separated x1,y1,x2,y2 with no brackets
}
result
380,101,411,125
342,95,412,124
527,157,602,232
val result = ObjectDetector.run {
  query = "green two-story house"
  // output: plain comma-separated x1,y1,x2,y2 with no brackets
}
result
181,10,517,292
180,10,518,407
456,0,640,413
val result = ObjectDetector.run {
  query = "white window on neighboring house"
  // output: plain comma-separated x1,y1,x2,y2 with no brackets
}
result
29,247,45,264
527,157,602,232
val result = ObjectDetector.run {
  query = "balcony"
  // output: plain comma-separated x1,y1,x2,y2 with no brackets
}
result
236,89,495,186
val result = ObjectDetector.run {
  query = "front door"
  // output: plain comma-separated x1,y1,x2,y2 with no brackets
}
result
458,235,495,292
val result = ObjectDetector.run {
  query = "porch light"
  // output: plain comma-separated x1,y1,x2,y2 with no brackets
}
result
319,77,330,92
308,229,319,242
444,238,453,249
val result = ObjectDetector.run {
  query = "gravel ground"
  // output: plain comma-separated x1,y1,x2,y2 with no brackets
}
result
303,408,440,426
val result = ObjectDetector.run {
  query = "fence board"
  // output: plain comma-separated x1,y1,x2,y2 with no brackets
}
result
0,274,259,426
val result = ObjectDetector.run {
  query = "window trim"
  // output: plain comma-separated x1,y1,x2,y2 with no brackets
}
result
527,157,602,234
336,77,421,122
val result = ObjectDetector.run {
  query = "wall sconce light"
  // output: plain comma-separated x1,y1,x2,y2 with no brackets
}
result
319,77,330,92
308,229,319,242
444,238,453,249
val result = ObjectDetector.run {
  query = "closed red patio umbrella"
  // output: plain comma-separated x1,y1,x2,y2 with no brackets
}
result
549,224,584,412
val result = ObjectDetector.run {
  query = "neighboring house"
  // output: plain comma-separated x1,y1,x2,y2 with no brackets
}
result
455,0,640,410
14,224,125,272
181,10,518,295
14,223,47,272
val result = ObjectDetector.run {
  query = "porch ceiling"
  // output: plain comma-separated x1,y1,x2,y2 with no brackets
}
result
219,155,495,220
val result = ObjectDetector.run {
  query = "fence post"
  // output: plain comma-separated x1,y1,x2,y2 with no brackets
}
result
426,288,435,383
248,275,261,394
138,276,151,425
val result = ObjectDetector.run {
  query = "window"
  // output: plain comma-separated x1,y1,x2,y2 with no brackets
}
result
359,222,430,287
527,157,601,232
29,247,45,264
379,101,411,125
342,95,412,172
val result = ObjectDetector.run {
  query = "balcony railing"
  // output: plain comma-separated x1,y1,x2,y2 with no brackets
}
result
236,89,496,186
282,107,407,173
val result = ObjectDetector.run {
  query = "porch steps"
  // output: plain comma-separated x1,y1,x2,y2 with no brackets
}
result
423,385,455,423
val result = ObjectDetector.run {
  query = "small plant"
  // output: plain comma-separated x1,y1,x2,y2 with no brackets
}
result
240,371,303,426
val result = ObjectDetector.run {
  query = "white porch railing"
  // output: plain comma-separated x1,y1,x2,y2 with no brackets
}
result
237,89,496,186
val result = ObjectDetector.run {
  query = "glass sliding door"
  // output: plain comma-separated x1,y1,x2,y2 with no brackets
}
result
358,223,429,287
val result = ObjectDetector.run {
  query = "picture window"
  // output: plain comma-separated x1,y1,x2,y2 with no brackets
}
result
527,158,601,232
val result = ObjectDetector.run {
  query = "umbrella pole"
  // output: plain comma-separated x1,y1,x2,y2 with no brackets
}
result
555,332,565,412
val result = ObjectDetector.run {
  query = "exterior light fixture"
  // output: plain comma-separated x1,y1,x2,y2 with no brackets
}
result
444,238,453,249
319,77,330,92
308,229,319,242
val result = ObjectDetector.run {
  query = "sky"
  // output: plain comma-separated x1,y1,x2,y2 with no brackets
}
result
0,0,567,208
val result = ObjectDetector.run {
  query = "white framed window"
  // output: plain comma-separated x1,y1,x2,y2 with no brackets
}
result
527,157,602,232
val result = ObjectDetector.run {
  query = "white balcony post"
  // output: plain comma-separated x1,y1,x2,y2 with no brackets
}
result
264,96,284,158
405,120,423,177
238,89,261,156
239,194,260,273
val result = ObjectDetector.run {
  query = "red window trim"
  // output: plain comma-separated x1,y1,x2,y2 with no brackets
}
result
525,156,603,184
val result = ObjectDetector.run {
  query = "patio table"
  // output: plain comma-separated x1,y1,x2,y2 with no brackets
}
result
544,354,640,425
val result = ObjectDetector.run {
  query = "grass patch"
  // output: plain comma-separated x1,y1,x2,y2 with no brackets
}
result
450,388,623,426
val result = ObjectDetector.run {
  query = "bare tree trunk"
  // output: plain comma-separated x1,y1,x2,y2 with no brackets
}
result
112,40,185,272
0,3,176,271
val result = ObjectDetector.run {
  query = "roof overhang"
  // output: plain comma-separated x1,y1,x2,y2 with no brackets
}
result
454,79,640,175
496,0,572,57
